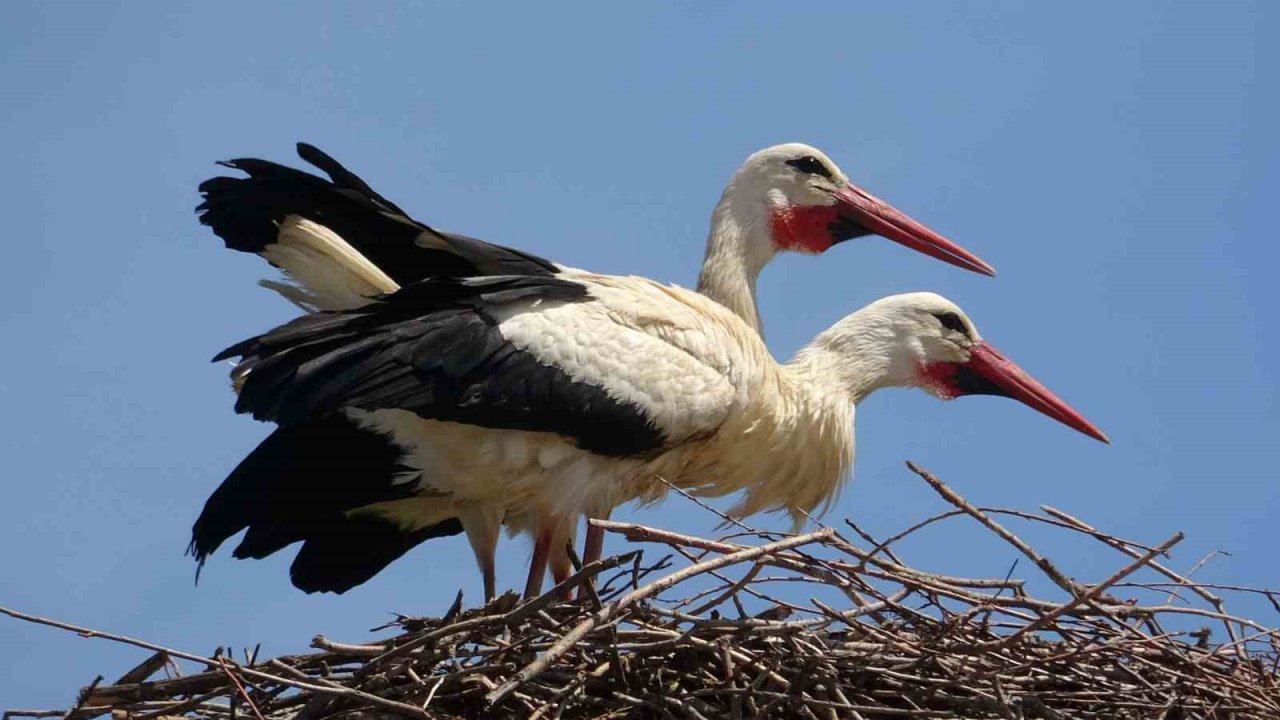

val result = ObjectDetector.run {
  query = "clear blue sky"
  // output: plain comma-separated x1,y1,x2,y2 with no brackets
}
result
2,2,1276,707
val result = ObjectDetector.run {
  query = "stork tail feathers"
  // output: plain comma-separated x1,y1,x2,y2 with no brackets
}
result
187,415,448,579
289,513,463,594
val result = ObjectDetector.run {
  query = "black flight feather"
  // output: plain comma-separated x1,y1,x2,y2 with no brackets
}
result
220,275,667,458
288,513,464,594
188,415,452,575
197,143,558,283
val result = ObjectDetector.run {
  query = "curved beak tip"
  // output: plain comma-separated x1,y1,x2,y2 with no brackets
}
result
967,342,1109,446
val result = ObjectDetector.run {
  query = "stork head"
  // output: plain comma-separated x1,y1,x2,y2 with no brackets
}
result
806,293,1108,442
720,143,996,276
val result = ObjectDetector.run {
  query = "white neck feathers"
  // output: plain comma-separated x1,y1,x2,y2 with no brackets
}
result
696,186,778,335
708,307,922,527
786,306,920,404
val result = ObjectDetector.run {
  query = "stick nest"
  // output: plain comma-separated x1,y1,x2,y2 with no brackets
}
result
6,463,1279,719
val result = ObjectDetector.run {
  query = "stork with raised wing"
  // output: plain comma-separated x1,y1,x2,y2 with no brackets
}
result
217,275,1107,599
190,143,995,599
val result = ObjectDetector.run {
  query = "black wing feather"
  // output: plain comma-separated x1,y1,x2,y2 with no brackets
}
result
296,142,410,216
223,276,667,458
188,416,433,569
289,513,464,594
197,143,558,283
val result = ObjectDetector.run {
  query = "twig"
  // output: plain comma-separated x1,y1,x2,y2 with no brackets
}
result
487,528,835,705
984,532,1183,650
217,658,265,720
0,606,222,669
906,461,1083,597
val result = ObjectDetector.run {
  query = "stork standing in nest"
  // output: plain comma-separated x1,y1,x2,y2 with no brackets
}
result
218,278,1108,600
190,143,996,599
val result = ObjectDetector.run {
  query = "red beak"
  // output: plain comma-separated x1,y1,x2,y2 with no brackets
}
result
957,342,1109,443
832,183,997,277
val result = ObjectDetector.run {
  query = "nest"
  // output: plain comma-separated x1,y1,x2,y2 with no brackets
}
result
5,462,1279,719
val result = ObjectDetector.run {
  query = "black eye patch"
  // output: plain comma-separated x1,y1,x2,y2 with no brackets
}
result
933,312,968,335
785,155,834,180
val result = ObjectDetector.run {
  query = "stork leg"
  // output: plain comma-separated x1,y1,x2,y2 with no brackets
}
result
548,520,576,600
575,510,612,600
550,545,572,586
459,505,501,603
479,555,496,603
582,510,611,568
523,526,553,600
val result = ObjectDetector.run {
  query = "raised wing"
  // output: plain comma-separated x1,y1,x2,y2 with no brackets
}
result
197,143,559,285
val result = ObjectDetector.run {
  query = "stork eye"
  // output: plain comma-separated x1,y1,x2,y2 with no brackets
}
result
785,155,833,180
933,312,968,335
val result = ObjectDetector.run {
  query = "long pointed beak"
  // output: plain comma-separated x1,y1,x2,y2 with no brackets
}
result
963,342,1109,443
832,183,997,277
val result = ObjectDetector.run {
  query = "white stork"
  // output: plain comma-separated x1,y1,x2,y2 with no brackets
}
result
217,278,1108,599
190,143,995,599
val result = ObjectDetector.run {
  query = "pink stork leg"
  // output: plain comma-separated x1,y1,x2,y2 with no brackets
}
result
479,554,497,603
460,506,501,603
549,528,573,593
550,547,573,586
582,511,610,568
574,509,612,599
523,526,553,600
548,519,577,600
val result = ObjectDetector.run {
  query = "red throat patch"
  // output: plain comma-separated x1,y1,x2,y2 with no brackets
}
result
769,205,840,254
918,361,961,400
